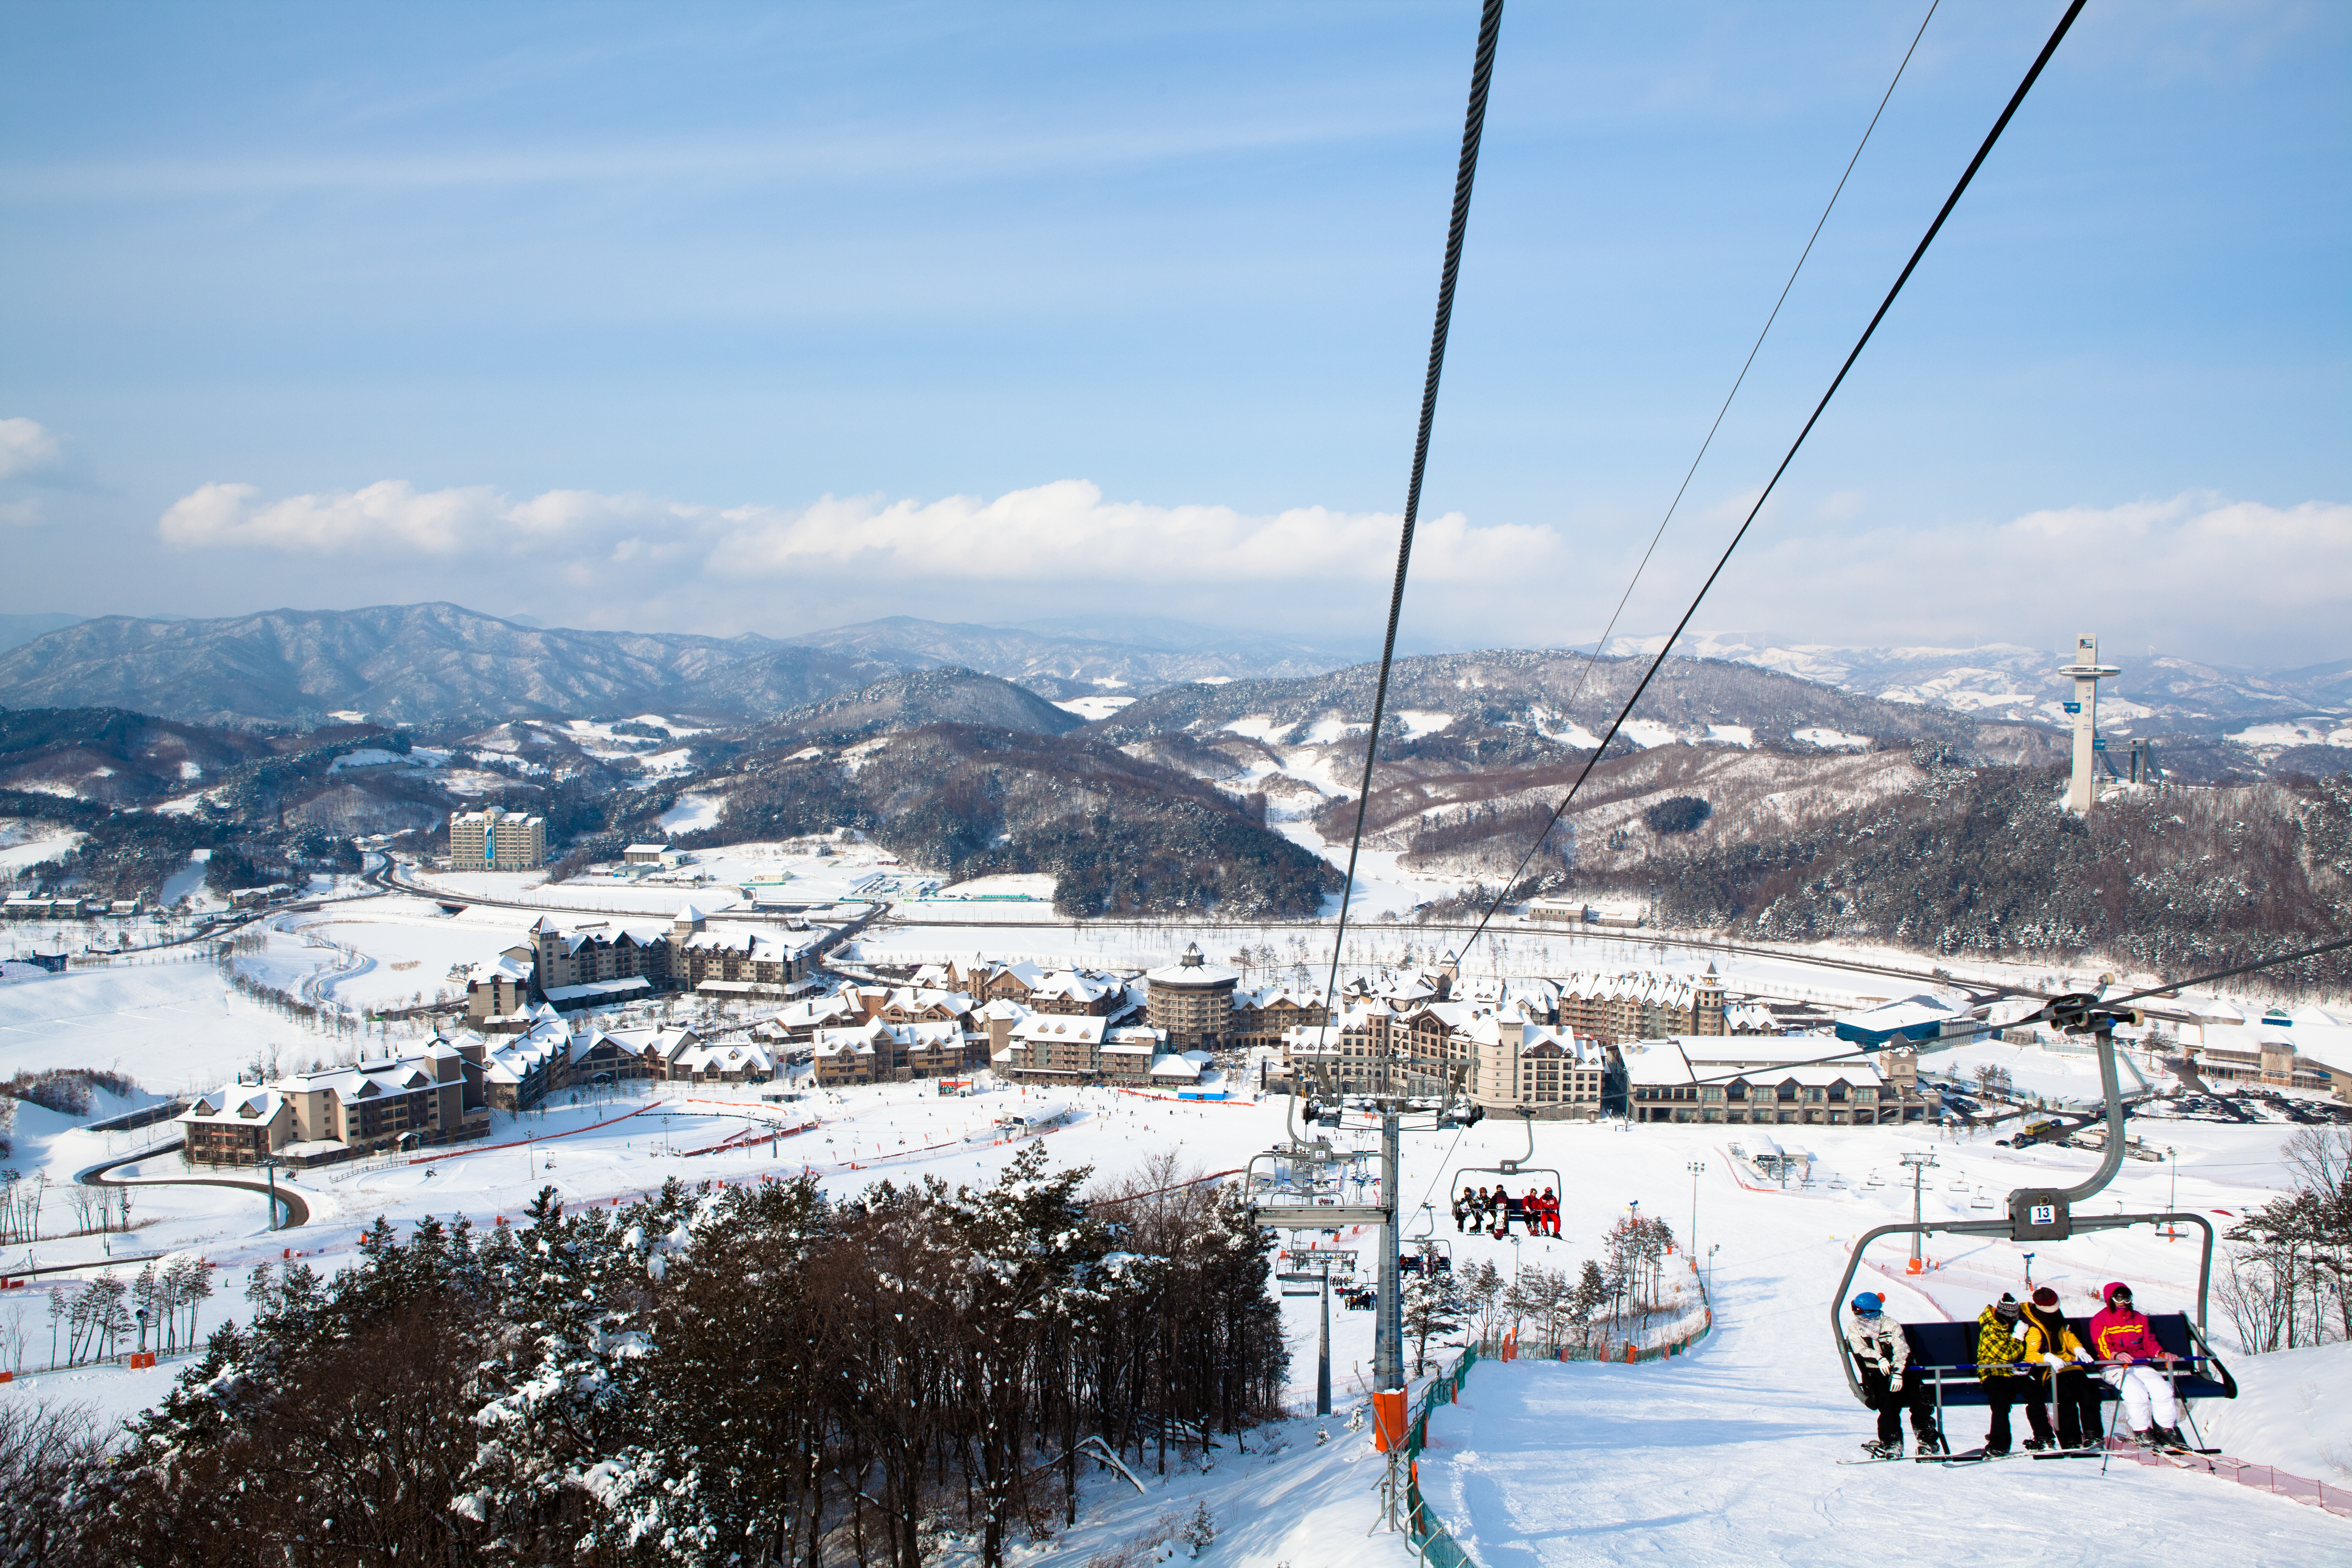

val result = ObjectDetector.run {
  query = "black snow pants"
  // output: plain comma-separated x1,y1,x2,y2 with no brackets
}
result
1859,1363,1938,1446
1982,1377,2054,1453
2050,1369,2105,1449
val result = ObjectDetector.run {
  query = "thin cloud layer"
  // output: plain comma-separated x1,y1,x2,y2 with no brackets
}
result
150,476,2347,665
157,477,1542,586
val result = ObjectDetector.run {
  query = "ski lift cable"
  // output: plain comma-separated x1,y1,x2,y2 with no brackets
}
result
1444,0,2089,975
1317,0,1505,1026
1546,0,1941,744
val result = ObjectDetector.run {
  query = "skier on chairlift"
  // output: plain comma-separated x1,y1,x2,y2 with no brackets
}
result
1845,1292,1945,1459
2089,1281,2186,1450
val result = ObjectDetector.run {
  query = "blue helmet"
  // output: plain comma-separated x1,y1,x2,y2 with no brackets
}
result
1851,1292,1885,1315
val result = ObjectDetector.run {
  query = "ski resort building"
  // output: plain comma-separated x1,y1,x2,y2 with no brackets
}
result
1459,1019,1617,1117
1622,1036,1926,1125
449,805,545,872
1230,986,1330,1054
181,1039,490,1165
1145,943,1240,1054
1554,967,1726,1043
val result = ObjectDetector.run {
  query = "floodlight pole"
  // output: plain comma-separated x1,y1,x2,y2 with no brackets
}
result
1685,1158,1705,1258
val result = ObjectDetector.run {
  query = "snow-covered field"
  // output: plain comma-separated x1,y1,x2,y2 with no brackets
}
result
0,952,332,1092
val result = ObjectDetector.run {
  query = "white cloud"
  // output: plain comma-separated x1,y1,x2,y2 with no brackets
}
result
0,499,42,528
160,479,507,552
0,418,64,481
149,476,2348,666
155,475,1548,585
1715,492,2352,660
711,480,1547,584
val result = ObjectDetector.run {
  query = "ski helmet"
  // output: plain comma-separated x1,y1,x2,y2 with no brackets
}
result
1850,1292,1884,1315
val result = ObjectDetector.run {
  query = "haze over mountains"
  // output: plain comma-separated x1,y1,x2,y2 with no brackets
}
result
0,604,2342,761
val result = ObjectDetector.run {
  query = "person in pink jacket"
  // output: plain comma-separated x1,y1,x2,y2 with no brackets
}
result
2087,1281,2184,1448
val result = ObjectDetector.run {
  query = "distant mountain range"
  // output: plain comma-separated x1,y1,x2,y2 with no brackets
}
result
1590,633,2349,730
0,605,2339,763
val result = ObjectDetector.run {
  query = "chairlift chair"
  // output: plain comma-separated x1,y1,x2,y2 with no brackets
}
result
1398,1236,1455,1276
1444,1110,1564,1238
1830,994,2234,1438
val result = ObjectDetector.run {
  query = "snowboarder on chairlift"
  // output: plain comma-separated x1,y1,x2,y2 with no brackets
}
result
1973,1293,2053,1456
2089,1281,2186,1449
1846,1292,1944,1459
2017,1286,2100,1449
1454,1186,1476,1234
1538,1186,1561,1238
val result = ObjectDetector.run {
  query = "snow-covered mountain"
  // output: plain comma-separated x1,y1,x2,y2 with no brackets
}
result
1594,634,2347,731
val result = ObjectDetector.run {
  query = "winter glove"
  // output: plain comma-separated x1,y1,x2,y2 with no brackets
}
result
2043,1354,2066,1369
2011,1322,2030,1342
1889,1375,1904,1393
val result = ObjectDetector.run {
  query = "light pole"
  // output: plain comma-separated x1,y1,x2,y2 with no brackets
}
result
1685,1159,1705,1259
1899,1151,1937,1274
2163,1145,2180,1239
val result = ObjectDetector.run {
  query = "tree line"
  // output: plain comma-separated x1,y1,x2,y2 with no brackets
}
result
2219,1126,2352,1353
21,1146,1284,1568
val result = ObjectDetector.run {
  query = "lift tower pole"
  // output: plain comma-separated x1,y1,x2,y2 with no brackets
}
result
1376,1107,1403,1391
1899,1152,1937,1273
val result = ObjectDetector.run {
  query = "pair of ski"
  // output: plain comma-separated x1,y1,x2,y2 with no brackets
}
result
1837,1443,2103,1466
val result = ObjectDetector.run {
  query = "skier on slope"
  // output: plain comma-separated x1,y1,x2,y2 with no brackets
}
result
1971,1292,2053,1457
2017,1286,2100,1450
1845,1292,1945,1459
2089,1281,2186,1449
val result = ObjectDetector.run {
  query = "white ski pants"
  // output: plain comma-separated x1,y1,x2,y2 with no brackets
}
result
2102,1363,2180,1432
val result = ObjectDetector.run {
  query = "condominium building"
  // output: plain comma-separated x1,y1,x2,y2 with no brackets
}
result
450,805,546,872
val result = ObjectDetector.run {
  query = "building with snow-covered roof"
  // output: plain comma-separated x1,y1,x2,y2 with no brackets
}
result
813,1019,980,1086
183,1038,491,1163
1026,969,1122,1016
1231,986,1329,1053
1002,1013,1111,1083
1622,1037,1906,1127
1461,1020,1614,1117
1145,943,1240,1054
450,805,545,871
1553,966,1725,1043
465,943,538,1024
178,1085,297,1165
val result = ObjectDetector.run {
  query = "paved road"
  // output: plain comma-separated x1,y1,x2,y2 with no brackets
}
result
77,1139,311,1228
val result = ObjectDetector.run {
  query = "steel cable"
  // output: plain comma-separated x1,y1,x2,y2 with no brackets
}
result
1318,0,1506,1036
1445,0,2089,975
1553,0,1939,745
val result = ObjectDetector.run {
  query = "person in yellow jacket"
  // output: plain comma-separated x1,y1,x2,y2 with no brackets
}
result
2017,1286,2102,1449
1972,1293,2054,1456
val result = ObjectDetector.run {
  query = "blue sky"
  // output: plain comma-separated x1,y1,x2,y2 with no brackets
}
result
2,1,2345,665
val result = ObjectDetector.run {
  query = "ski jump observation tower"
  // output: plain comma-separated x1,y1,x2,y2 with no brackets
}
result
2057,632,2121,815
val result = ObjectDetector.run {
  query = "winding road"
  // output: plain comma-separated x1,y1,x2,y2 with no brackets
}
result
77,1139,311,1228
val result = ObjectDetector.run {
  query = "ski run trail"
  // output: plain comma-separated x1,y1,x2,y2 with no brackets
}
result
8,1081,2350,1562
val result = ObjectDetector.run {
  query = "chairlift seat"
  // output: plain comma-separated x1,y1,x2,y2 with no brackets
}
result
1894,1313,2234,1408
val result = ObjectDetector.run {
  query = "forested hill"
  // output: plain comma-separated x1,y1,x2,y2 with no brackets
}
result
1598,762,2352,994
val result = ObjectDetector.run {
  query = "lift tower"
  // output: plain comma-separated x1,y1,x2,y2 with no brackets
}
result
2057,633,2121,815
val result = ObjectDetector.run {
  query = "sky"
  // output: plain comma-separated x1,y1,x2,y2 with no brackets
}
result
1,1,2346,669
